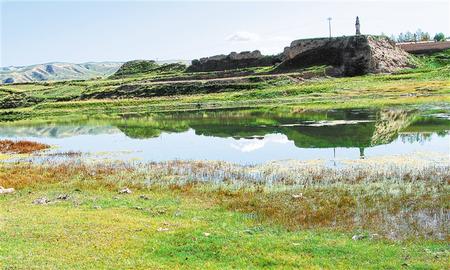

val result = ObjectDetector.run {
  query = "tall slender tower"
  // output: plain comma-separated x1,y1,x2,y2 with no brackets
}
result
355,16,361,36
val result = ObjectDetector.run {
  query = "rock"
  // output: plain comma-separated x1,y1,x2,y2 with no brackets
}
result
33,197,50,205
118,187,132,194
139,195,150,200
291,193,303,200
0,186,15,194
56,194,69,200
203,232,211,237
156,209,166,215
352,234,367,241
157,227,169,232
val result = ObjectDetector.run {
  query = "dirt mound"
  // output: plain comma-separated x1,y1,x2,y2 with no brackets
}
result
277,35,414,76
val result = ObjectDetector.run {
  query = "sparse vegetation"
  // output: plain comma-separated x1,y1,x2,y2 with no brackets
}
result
0,44,449,270
0,140,49,154
0,158,448,269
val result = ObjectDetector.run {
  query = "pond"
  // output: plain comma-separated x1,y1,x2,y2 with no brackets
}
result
0,108,448,165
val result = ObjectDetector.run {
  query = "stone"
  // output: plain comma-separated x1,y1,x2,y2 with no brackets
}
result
118,187,132,194
0,186,15,194
203,232,211,237
352,234,367,241
33,197,50,205
157,227,169,232
56,194,69,200
291,193,303,200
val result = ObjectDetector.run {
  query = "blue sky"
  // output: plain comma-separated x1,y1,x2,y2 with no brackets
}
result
1,0,449,66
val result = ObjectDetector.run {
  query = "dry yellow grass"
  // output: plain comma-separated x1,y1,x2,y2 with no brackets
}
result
0,140,49,154
1,160,448,240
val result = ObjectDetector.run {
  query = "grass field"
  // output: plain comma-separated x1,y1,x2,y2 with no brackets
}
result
0,50,449,122
0,51,449,269
1,160,448,269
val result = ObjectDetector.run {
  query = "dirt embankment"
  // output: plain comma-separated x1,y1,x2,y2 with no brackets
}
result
277,35,414,76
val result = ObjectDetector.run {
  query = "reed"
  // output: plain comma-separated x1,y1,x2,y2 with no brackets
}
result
1,159,448,240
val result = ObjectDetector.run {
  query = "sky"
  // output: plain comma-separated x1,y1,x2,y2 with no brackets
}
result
1,0,449,67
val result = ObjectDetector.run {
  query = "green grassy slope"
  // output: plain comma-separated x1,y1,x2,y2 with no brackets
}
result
0,51,449,122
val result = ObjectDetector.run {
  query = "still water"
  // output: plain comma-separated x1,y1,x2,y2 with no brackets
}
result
0,109,448,164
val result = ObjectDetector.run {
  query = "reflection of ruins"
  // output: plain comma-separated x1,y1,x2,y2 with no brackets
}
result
2,109,447,160
112,109,449,158
370,109,413,145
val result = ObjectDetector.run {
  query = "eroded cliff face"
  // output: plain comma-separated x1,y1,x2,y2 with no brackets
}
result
186,36,413,76
187,50,282,72
278,35,414,76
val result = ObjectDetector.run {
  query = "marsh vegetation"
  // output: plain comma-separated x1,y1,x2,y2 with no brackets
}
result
0,51,449,269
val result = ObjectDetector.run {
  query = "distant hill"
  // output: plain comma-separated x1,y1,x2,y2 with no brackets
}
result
0,60,191,84
0,62,123,84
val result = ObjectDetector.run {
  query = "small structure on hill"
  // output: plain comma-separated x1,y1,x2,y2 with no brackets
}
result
355,16,361,36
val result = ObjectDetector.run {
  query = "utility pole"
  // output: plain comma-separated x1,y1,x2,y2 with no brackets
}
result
327,17,332,38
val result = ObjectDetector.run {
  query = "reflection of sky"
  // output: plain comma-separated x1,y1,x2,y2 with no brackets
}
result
230,134,290,153
1,128,448,165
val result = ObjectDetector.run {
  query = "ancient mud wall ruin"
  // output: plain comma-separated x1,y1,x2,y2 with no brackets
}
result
187,36,414,76
187,50,282,72
278,35,414,76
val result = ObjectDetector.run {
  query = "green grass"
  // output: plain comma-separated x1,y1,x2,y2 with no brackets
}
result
1,184,448,269
1,51,449,268
0,50,448,122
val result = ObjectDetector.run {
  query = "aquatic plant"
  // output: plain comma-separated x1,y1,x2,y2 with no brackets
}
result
1,158,448,240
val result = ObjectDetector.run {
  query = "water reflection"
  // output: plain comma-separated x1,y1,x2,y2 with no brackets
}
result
0,108,448,164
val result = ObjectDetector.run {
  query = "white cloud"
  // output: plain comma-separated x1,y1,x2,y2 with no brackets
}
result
226,31,260,42
230,134,289,153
